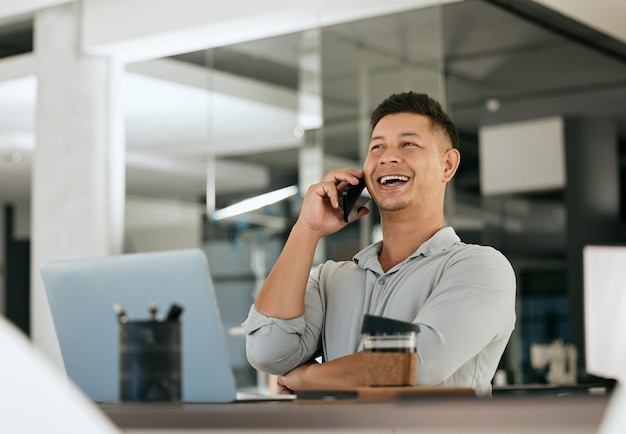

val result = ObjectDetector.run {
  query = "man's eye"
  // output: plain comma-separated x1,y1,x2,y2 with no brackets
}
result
370,144,382,151
403,142,417,147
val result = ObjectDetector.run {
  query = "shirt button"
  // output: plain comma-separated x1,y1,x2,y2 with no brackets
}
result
379,279,386,285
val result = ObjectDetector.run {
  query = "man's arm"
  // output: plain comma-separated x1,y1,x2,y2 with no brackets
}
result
277,352,367,393
244,169,369,374
253,223,321,319
415,246,516,386
254,169,367,319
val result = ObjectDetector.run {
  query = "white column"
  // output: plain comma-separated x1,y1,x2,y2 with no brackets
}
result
297,29,325,265
357,47,373,247
31,2,124,366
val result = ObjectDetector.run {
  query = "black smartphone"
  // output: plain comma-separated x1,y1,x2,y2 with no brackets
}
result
340,178,369,222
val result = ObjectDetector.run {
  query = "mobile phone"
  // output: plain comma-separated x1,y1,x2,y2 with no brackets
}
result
340,178,369,222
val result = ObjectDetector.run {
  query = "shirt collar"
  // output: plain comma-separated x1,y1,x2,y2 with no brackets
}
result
353,226,461,271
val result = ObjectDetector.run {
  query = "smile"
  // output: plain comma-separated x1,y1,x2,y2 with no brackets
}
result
379,175,409,185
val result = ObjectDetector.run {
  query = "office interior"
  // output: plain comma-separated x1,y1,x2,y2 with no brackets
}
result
1,0,625,405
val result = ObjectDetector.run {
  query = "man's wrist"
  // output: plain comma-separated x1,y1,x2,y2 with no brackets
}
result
290,221,324,245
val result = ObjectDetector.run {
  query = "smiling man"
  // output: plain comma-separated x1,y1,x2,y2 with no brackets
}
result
242,91,516,396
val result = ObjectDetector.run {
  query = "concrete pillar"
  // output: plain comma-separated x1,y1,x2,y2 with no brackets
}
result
31,2,124,367
357,46,373,248
297,29,326,265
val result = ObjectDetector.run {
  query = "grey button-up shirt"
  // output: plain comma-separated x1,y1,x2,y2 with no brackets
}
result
243,227,516,395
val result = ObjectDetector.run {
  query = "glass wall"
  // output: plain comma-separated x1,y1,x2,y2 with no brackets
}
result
121,0,626,390
320,6,446,260
123,5,446,390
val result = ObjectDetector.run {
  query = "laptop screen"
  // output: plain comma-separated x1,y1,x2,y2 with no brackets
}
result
40,248,237,403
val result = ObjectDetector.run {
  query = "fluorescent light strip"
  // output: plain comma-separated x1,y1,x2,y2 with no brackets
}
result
212,185,298,221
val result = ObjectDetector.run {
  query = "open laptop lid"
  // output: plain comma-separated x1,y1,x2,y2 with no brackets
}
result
41,248,236,403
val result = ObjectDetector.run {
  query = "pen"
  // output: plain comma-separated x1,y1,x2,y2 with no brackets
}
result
166,303,184,321
113,303,129,324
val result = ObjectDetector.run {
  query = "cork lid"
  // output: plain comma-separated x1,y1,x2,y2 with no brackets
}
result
361,314,420,335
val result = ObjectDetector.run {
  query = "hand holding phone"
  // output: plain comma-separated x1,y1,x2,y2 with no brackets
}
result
339,178,369,222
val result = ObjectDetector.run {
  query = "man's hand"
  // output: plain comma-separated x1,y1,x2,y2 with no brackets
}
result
297,168,369,238
277,363,311,394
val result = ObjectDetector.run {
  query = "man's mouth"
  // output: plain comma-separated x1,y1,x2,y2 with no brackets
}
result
378,175,409,186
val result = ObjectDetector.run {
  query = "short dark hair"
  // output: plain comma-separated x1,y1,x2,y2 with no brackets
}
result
370,91,459,149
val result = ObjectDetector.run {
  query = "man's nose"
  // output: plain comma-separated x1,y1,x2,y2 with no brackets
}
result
380,148,401,164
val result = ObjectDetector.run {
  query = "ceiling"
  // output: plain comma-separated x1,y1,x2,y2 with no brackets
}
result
0,0,625,216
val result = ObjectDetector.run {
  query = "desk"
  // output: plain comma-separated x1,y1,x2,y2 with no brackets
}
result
101,393,609,434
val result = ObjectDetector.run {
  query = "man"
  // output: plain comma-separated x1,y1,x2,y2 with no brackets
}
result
242,91,516,396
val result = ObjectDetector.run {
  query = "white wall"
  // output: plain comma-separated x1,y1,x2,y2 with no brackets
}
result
479,117,566,196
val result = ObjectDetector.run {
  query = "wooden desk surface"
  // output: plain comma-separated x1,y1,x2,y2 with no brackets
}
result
101,393,609,433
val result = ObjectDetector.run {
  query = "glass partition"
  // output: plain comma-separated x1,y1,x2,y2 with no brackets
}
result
120,0,626,391
320,6,446,259
122,4,447,392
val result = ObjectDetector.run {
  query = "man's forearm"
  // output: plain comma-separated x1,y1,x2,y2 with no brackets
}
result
254,223,321,319
279,352,367,392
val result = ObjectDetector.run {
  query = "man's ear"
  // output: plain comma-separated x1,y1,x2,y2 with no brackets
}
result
442,148,460,182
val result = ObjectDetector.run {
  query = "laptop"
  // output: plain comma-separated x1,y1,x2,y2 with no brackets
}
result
41,248,238,403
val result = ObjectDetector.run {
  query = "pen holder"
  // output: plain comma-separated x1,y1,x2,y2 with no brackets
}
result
119,320,181,402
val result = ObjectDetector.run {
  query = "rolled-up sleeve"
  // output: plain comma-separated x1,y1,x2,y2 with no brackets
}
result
242,268,326,375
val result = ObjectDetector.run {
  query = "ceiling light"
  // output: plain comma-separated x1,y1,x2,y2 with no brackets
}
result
485,98,501,113
212,185,298,221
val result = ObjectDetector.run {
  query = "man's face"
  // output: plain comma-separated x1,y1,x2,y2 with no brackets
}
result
363,112,457,214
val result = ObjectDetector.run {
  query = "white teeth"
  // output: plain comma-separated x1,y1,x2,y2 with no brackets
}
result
380,175,409,185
